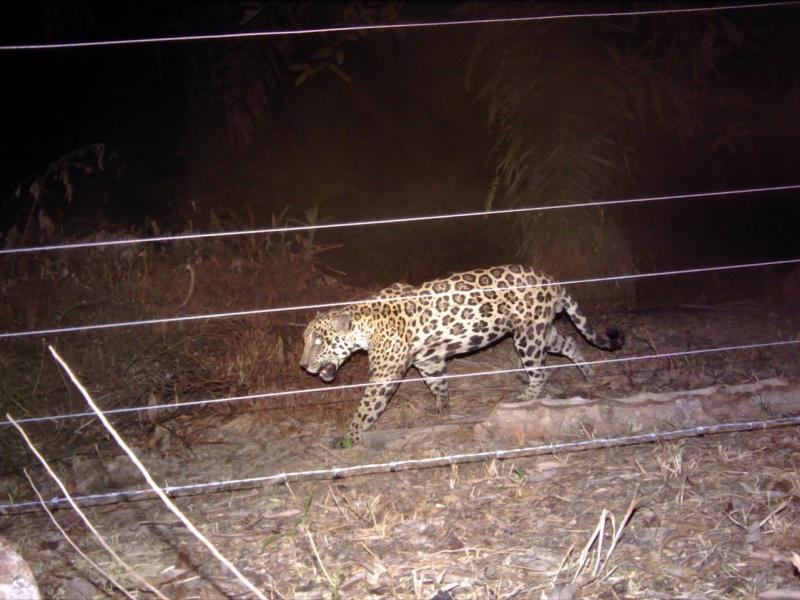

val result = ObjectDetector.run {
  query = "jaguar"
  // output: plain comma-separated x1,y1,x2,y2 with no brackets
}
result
300,265,623,444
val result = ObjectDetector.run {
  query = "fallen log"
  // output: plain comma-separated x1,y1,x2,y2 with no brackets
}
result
475,378,797,443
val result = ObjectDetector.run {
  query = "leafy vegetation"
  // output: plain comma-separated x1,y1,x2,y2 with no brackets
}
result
467,2,800,286
197,1,403,149
3,144,125,248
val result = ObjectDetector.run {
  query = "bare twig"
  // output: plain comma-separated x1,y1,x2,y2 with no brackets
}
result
304,525,338,592
571,491,638,585
573,508,607,583
23,469,135,599
178,264,195,308
7,414,168,600
599,492,638,574
552,542,574,583
758,498,791,528
48,345,267,600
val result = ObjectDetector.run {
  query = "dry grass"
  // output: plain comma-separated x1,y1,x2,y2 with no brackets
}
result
7,427,792,598
0,216,363,478
2,221,800,597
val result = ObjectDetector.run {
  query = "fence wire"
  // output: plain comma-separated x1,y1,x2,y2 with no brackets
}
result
1,337,796,428
2,2,797,51
4,414,798,513
2,183,798,256
1,257,798,340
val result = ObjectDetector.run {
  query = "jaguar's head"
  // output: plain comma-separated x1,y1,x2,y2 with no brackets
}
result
300,310,358,382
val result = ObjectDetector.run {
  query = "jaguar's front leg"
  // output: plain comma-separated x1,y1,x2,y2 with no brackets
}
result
345,362,408,445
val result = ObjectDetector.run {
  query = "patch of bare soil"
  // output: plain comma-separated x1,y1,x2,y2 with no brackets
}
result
1,285,799,598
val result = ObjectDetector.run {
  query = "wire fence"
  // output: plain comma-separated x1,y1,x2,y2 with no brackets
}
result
1,2,797,52
2,183,798,256
4,413,798,513
2,0,799,524
2,257,798,340
1,338,797,428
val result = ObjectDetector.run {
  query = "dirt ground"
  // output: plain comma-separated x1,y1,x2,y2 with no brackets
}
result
1,295,799,599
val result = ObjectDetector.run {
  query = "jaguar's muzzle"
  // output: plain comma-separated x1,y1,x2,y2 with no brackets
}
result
318,363,337,382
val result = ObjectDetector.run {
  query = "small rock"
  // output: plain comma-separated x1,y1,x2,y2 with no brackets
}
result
64,576,98,599
0,535,40,600
543,583,575,600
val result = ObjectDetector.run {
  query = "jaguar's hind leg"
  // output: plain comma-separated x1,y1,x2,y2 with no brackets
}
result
513,324,548,401
415,351,450,414
545,327,592,378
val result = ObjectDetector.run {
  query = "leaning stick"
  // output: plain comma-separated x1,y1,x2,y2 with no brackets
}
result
23,469,135,599
7,414,168,600
48,345,267,600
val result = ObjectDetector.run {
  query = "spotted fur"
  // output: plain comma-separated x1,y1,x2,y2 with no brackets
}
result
300,265,624,444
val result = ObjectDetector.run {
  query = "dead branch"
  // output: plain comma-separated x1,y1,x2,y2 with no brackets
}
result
23,469,133,599
6,414,167,599
48,345,267,600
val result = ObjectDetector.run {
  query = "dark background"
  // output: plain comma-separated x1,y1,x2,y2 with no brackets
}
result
2,1,799,301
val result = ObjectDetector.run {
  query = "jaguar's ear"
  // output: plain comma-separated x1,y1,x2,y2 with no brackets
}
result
333,311,353,333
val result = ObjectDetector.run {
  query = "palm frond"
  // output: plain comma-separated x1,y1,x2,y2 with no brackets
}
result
468,2,798,294
213,4,301,148
470,11,637,287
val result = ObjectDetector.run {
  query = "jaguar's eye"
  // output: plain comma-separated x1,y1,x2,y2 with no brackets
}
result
314,337,322,346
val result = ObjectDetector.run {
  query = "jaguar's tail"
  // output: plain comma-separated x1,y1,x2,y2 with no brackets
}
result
560,291,624,351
